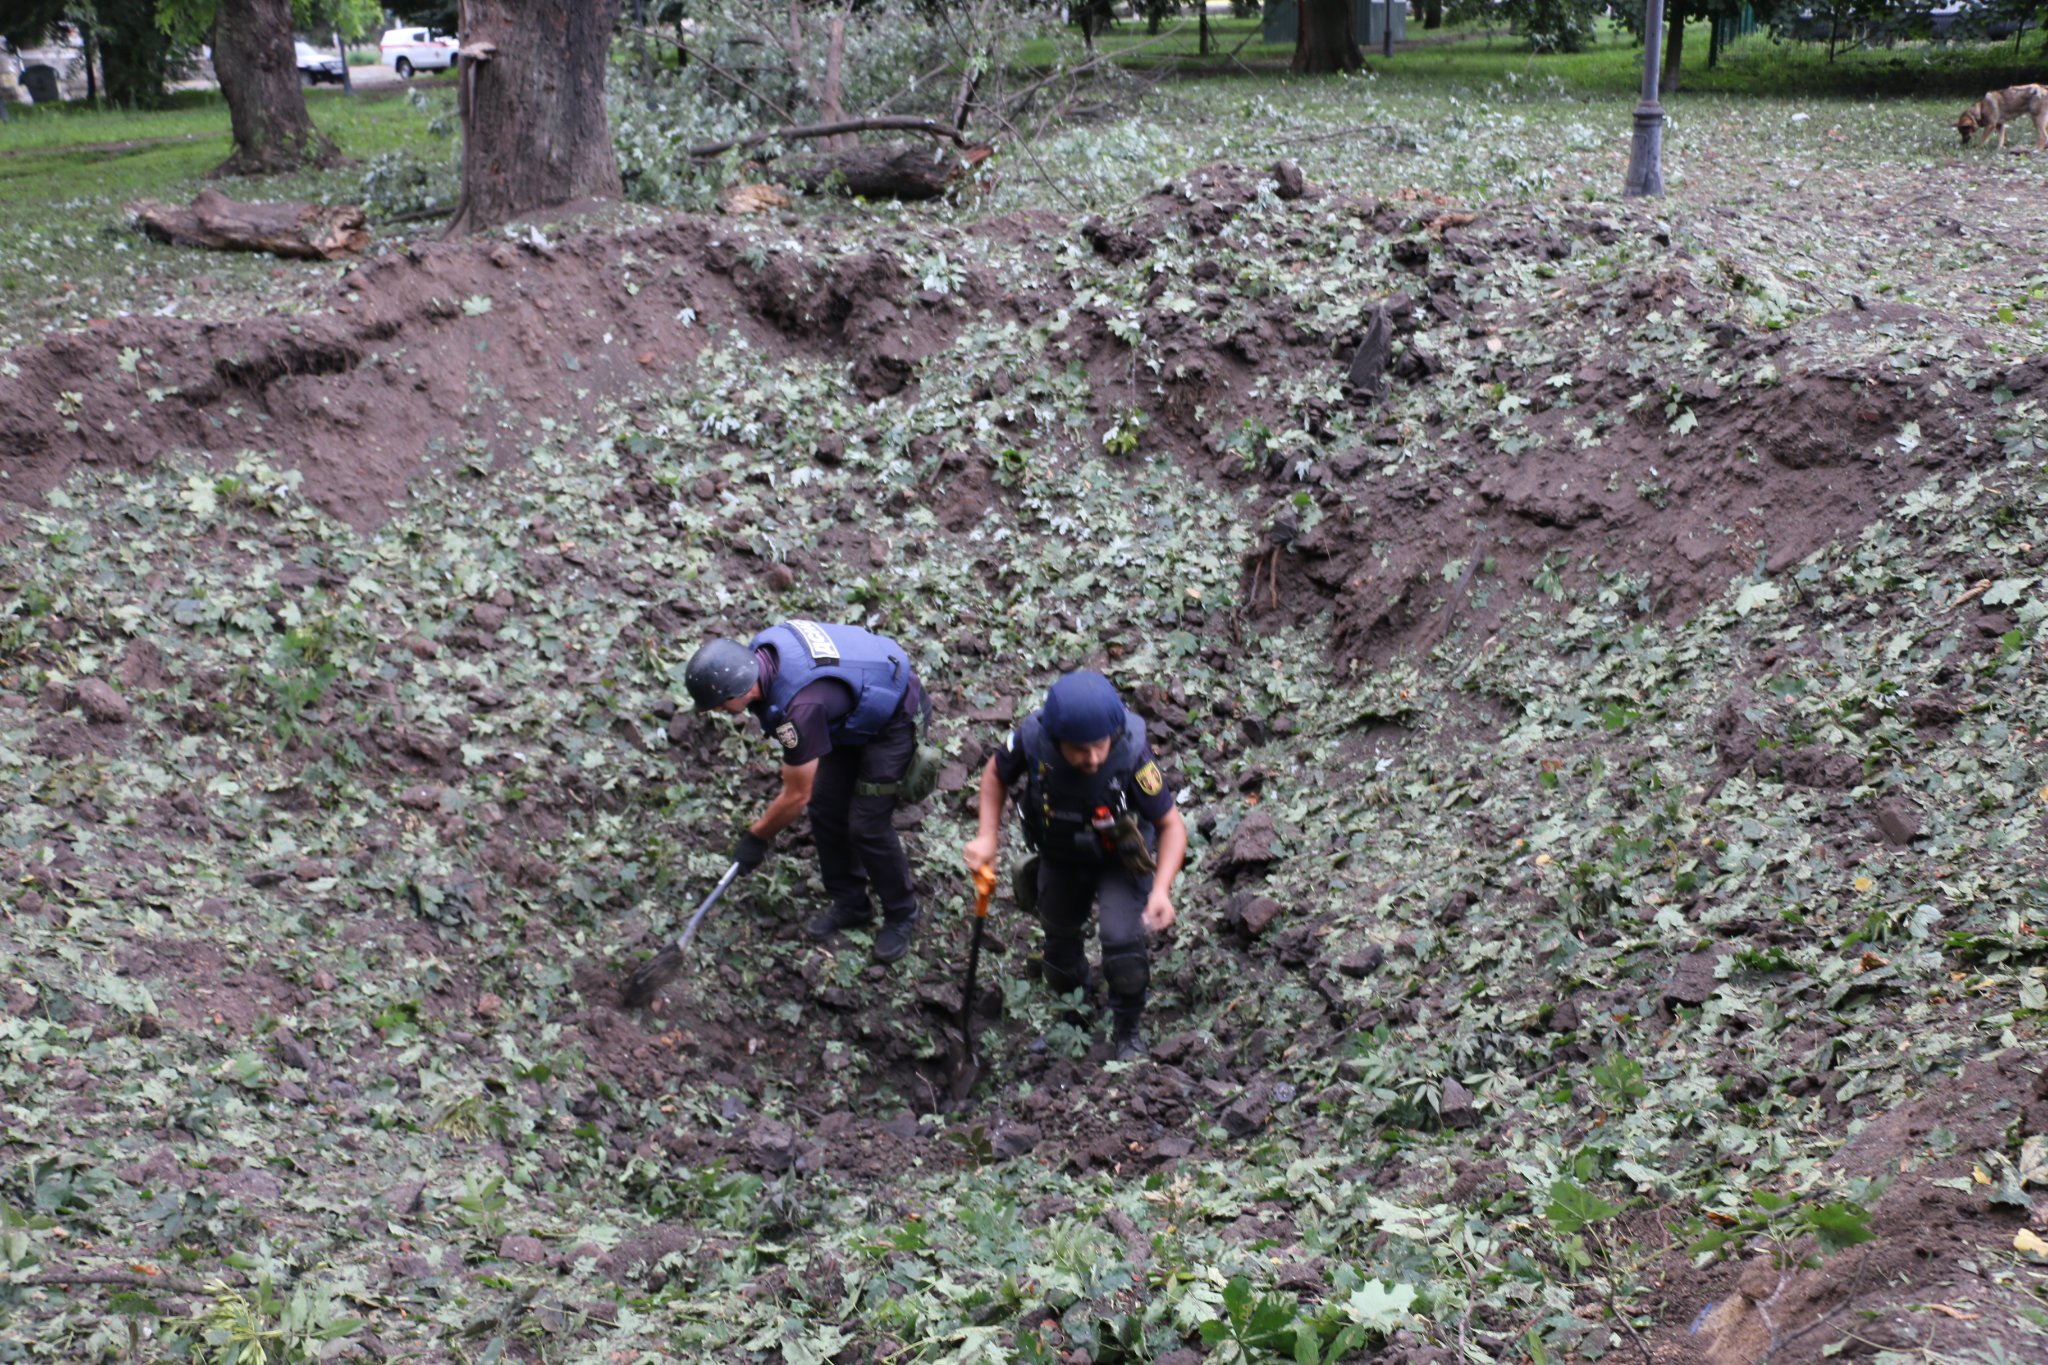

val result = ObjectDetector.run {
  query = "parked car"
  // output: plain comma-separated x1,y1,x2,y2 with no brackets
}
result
378,27,458,78
294,40,345,85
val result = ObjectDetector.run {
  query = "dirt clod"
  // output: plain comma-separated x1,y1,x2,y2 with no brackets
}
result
1875,796,1923,845
74,678,131,725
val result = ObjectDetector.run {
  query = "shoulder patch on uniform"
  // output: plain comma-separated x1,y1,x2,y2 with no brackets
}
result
775,722,801,750
1134,761,1164,797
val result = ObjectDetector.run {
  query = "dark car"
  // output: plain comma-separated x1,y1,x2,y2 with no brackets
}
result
294,40,345,85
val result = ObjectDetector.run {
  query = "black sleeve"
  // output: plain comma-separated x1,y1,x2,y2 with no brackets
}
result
770,681,853,766
992,730,1027,787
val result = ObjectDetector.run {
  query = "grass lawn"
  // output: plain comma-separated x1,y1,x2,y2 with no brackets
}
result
0,86,456,351
0,17,2040,351
0,86,449,193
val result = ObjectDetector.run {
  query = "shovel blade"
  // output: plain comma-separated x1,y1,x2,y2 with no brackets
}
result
947,1048,981,1106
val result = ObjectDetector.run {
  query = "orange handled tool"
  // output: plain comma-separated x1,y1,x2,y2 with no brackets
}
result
950,864,1000,1103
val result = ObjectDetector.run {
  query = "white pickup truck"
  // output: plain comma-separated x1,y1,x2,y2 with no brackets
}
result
378,27,458,78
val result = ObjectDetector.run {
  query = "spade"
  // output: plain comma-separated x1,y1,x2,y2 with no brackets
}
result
948,864,1000,1105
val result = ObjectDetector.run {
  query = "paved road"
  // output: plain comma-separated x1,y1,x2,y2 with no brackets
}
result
172,61,459,97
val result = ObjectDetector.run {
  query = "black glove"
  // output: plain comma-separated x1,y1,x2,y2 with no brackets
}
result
733,831,769,873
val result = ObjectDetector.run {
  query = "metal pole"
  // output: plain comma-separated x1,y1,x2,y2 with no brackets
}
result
1384,0,1395,58
1623,0,1665,198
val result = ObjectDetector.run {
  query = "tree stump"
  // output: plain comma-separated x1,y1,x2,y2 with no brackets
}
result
130,189,370,260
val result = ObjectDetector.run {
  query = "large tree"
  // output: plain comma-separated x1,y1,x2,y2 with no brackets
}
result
162,0,339,172
445,0,624,234
1293,0,1361,72
212,0,338,171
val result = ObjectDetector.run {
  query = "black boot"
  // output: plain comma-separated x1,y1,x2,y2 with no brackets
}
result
871,914,917,965
804,901,874,940
1110,1010,1147,1062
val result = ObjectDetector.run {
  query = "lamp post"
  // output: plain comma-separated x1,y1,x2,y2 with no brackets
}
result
1624,0,1666,198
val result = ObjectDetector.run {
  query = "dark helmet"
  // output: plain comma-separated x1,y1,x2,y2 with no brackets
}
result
685,638,757,711
1042,669,1124,743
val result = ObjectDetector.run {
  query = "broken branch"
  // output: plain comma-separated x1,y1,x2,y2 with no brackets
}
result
689,117,971,160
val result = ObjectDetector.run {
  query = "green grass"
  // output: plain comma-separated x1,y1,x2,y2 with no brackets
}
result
0,86,443,177
1015,11,2048,100
0,86,456,351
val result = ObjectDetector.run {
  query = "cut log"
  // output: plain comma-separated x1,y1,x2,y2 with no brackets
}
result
768,143,991,202
130,189,370,260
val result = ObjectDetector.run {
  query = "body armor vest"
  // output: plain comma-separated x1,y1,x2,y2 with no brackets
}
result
1016,711,1150,863
750,620,911,744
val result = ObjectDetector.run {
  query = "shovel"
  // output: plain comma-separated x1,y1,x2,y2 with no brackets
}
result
619,861,743,1009
948,863,1000,1105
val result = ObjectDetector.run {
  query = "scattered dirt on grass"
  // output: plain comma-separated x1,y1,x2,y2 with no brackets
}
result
6,160,2025,678
0,216,981,532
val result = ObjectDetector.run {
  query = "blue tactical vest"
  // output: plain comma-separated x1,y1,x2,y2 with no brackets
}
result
1015,710,1150,862
750,620,912,745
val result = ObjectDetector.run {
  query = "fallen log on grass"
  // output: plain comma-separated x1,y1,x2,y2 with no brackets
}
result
766,142,992,202
129,188,370,260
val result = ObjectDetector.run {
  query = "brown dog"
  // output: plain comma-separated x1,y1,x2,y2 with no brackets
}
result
1956,84,2048,150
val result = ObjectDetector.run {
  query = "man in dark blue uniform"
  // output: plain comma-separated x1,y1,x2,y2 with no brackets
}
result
962,670,1186,1059
684,620,930,964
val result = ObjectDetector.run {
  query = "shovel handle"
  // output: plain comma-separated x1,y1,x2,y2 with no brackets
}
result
972,864,997,919
674,861,743,953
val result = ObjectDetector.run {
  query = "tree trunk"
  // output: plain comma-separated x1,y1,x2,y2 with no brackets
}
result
1707,11,1720,68
211,0,338,175
334,29,353,95
447,0,625,236
1660,6,1685,93
81,22,98,104
131,188,371,259
1424,0,1442,30
818,13,854,152
1294,0,1362,72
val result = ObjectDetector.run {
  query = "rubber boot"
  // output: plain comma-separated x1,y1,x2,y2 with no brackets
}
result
871,913,917,964
1110,1008,1147,1062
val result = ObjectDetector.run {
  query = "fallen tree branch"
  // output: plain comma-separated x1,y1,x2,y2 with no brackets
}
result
130,189,370,260
689,116,970,159
999,24,1192,122
622,25,796,125
12,1270,225,1295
